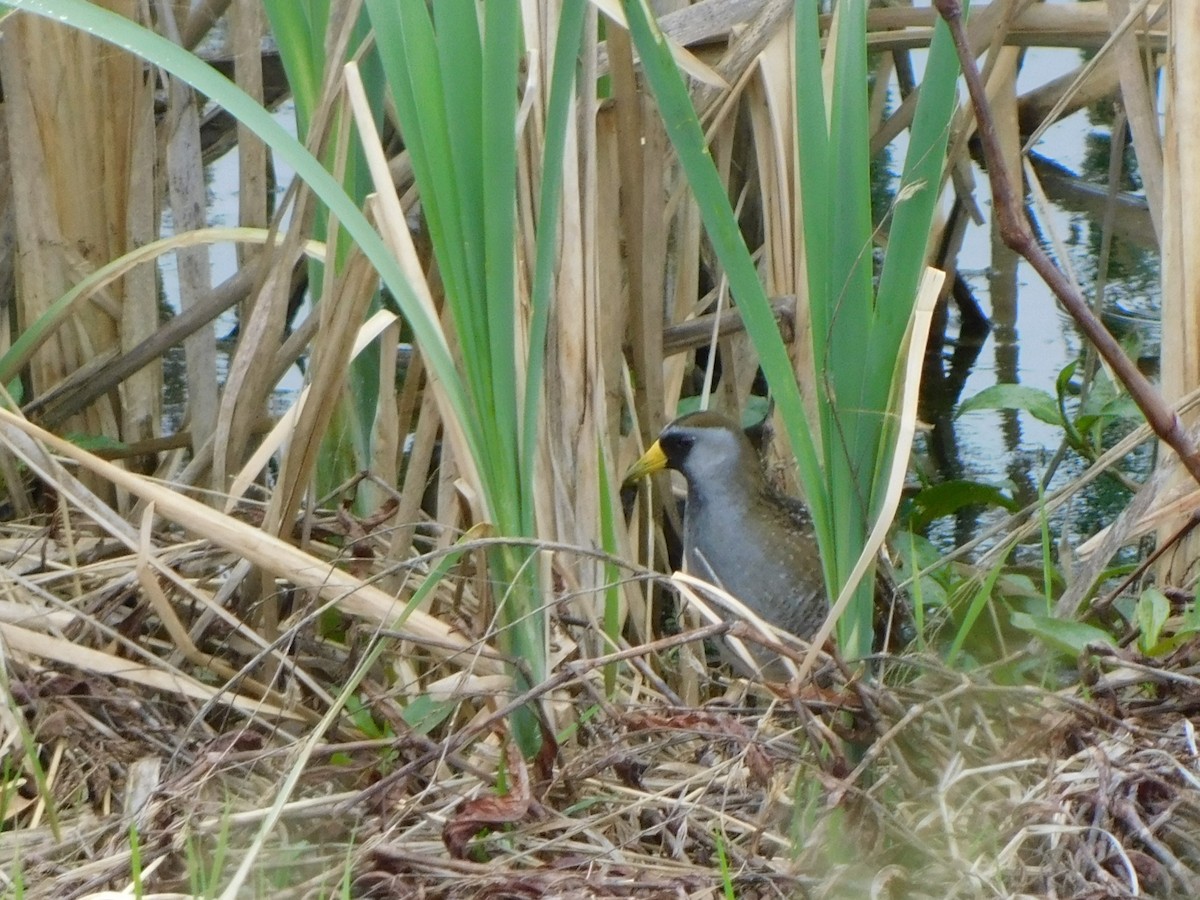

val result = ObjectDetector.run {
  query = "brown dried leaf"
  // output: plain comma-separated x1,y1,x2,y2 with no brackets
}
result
442,743,532,859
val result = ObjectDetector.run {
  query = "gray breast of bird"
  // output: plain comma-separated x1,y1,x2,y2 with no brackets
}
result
649,411,829,640
682,477,827,639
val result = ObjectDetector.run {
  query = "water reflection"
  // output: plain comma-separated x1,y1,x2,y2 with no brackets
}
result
915,48,1160,555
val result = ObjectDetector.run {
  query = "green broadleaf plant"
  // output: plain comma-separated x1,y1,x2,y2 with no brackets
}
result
1135,587,1171,655
1010,611,1116,657
957,383,1064,426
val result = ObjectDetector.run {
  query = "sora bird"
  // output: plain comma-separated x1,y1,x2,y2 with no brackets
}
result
625,410,828,672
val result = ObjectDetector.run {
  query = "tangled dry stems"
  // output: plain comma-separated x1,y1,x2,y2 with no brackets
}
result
2,510,1200,898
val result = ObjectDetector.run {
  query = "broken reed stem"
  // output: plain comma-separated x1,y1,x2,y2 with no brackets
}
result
933,0,1200,487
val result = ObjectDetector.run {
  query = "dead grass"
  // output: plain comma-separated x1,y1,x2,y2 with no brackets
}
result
3,495,1200,898
1,2,1195,897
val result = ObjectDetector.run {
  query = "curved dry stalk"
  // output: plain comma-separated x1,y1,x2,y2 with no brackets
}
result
0,407,505,677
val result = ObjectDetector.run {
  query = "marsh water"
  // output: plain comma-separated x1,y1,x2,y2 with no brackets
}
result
917,45,1158,553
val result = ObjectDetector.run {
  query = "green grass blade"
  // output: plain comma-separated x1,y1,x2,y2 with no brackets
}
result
826,1,876,473
619,0,830,541
365,0,477,361
260,1,326,135
791,0,961,657
480,1,522,531
822,1,877,655
433,0,486,327
873,10,963,344
521,4,589,535
794,1,831,391
362,0,552,752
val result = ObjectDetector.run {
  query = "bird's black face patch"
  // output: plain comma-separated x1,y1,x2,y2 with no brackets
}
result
658,430,695,468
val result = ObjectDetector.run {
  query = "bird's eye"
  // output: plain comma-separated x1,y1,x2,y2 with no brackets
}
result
672,433,694,452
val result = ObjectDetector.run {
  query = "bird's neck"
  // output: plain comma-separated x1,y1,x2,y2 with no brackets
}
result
685,465,764,517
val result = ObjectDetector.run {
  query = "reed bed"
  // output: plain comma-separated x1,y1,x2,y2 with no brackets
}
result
1,0,1197,895
4,491,1199,896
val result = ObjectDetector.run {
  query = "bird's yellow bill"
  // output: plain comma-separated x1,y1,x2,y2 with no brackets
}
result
623,440,668,486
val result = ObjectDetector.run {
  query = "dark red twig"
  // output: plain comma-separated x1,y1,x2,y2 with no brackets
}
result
933,0,1200,487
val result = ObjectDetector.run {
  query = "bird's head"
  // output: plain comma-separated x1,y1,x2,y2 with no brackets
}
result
624,411,759,491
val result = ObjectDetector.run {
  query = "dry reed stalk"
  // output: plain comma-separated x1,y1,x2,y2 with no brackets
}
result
210,3,370,493
160,0,220,460
180,0,233,49
264,247,377,539
520,2,616,640
749,17,813,480
1106,0,1164,242
0,4,158,482
231,0,269,273
1159,3,1200,590
701,126,745,419
363,315,402,517
223,309,396,511
0,407,507,678
1019,0,1163,153
606,17,682,641
121,23,160,463
609,24,666,443
211,200,311,490
865,1,1167,52
1018,52,1121,135
384,360,438,569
